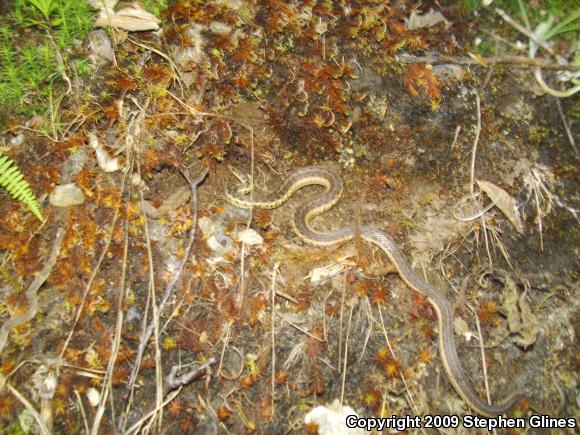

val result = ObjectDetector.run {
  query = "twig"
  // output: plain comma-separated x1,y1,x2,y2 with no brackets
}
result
472,311,498,435
140,161,164,432
394,54,580,72
494,8,556,57
555,98,580,161
450,125,461,150
270,263,280,418
74,389,90,435
492,7,580,98
123,388,182,435
6,383,51,435
127,38,185,94
337,274,346,373
473,312,492,404
164,359,217,393
533,67,580,97
468,93,493,266
340,304,354,406
237,128,256,308
120,165,207,432
469,92,481,196
275,313,326,342
90,201,130,435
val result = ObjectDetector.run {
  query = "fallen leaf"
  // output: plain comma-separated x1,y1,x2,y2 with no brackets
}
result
89,132,120,172
141,186,190,218
477,179,524,234
91,0,160,32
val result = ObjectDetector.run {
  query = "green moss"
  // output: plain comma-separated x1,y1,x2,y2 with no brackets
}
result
140,0,171,17
527,125,551,144
0,0,95,126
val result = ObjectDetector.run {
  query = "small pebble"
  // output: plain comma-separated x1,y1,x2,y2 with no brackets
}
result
49,183,85,207
88,29,114,62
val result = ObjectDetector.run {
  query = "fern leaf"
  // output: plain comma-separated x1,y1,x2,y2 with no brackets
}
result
0,153,44,221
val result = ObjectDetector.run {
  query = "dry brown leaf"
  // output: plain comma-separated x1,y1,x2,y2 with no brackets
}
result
141,186,190,218
91,0,160,32
89,132,120,172
477,179,524,234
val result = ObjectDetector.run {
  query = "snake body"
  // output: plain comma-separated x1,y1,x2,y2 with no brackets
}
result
226,165,524,417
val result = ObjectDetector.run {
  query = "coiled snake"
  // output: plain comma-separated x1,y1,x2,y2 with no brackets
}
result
226,165,525,417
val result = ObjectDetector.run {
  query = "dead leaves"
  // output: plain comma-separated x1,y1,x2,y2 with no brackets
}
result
91,0,160,32
477,179,525,234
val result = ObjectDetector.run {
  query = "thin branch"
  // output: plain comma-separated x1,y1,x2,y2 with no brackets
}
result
7,383,51,435
339,304,354,406
494,7,556,56
120,165,208,431
469,92,481,196
164,358,217,394
270,263,279,418
555,98,579,161
395,54,580,72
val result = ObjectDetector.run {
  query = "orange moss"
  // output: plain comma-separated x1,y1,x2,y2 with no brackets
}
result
404,65,441,105
477,300,502,326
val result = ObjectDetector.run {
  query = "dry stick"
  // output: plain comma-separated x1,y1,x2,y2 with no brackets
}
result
127,38,185,94
446,272,498,416
120,166,208,432
166,90,256,309
74,389,90,435
6,383,50,435
91,205,130,435
91,151,135,434
493,8,557,57
473,312,499,435
473,312,492,405
270,263,280,418
217,325,236,378
395,53,580,72
237,128,256,308
339,304,354,406
469,92,481,197
276,313,326,342
140,174,164,432
164,358,217,394
469,93,493,266
337,274,347,373
555,98,579,161
123,388,182,435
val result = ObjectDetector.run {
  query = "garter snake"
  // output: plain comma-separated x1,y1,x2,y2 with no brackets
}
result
226,165,525,417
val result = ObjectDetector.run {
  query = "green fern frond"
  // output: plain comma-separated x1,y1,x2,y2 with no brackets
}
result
0,152,44,221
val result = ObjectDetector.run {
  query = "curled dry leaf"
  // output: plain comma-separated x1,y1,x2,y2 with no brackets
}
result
91,0,160,32
476,179,524,234
89,132,120,172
